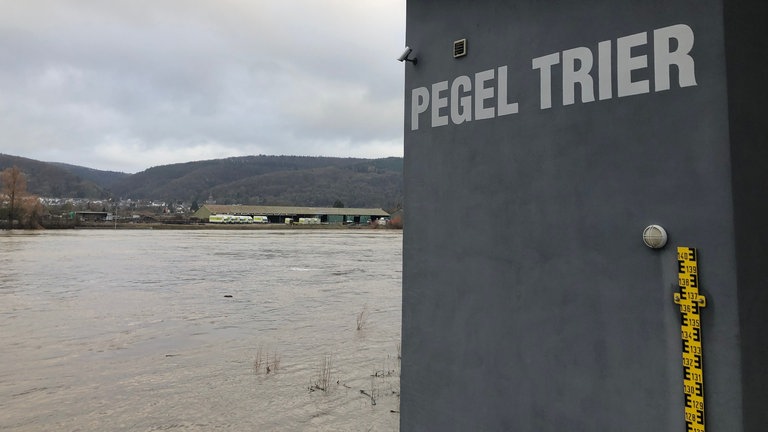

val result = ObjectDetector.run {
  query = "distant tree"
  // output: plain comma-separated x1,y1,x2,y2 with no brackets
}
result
333,199,345,208
190,200,200,212
1,166,27,229
20,196,44,229
0,166,43,229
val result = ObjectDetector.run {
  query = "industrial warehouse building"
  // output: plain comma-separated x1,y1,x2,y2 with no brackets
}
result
192,204,389,224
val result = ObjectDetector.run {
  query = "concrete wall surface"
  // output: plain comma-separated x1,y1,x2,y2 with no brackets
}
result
401,1,767,430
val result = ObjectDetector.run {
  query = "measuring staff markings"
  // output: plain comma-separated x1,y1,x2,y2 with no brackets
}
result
410,23,697,130
673,247,707,432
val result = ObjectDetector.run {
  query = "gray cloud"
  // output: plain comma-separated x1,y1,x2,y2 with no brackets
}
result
0,0,406,172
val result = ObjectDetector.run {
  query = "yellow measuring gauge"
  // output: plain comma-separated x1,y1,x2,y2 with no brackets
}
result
673,246,706,432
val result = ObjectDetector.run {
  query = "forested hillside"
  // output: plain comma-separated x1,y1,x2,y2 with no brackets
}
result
1,154,403,210
50,162,130,188
206,159,402,209
0,154,111,198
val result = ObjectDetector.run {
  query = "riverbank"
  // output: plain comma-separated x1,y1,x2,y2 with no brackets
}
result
35,222,399,231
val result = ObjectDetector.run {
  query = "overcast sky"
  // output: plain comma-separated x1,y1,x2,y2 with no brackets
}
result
0,1,406,173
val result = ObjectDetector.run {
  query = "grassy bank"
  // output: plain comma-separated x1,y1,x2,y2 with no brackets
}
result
41,222,398,231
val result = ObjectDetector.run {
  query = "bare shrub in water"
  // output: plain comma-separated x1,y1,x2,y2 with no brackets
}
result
309,354,333,392
360,375,378,406
266,348,281,374
356,305,368,331
253,344,264,373
254,345,280,374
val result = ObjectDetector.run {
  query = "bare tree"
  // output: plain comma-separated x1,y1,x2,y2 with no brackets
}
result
20,195,44,229
1,166,27,229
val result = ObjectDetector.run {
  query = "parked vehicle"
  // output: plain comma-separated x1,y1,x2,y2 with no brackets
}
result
209,214,254,224
209,214,226,223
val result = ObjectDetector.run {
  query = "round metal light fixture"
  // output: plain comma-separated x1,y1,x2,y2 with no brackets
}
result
643,225,668,249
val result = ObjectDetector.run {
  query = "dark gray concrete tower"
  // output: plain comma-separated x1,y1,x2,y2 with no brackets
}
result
401,1,768,430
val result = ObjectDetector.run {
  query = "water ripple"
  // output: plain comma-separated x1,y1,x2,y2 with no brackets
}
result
0,230,402,431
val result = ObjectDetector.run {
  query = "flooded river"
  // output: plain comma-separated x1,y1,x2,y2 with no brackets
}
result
0,229,402,431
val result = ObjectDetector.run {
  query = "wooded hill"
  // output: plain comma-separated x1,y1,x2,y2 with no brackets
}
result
0,154,403,211
0,154,123,199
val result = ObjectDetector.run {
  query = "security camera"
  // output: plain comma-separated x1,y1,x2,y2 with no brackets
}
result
398,47,412,62
398,47,416,64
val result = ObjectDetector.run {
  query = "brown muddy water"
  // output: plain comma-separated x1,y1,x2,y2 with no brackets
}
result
0,229,402,431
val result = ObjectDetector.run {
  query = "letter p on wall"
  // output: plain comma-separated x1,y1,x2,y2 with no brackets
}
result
411,87,430,130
